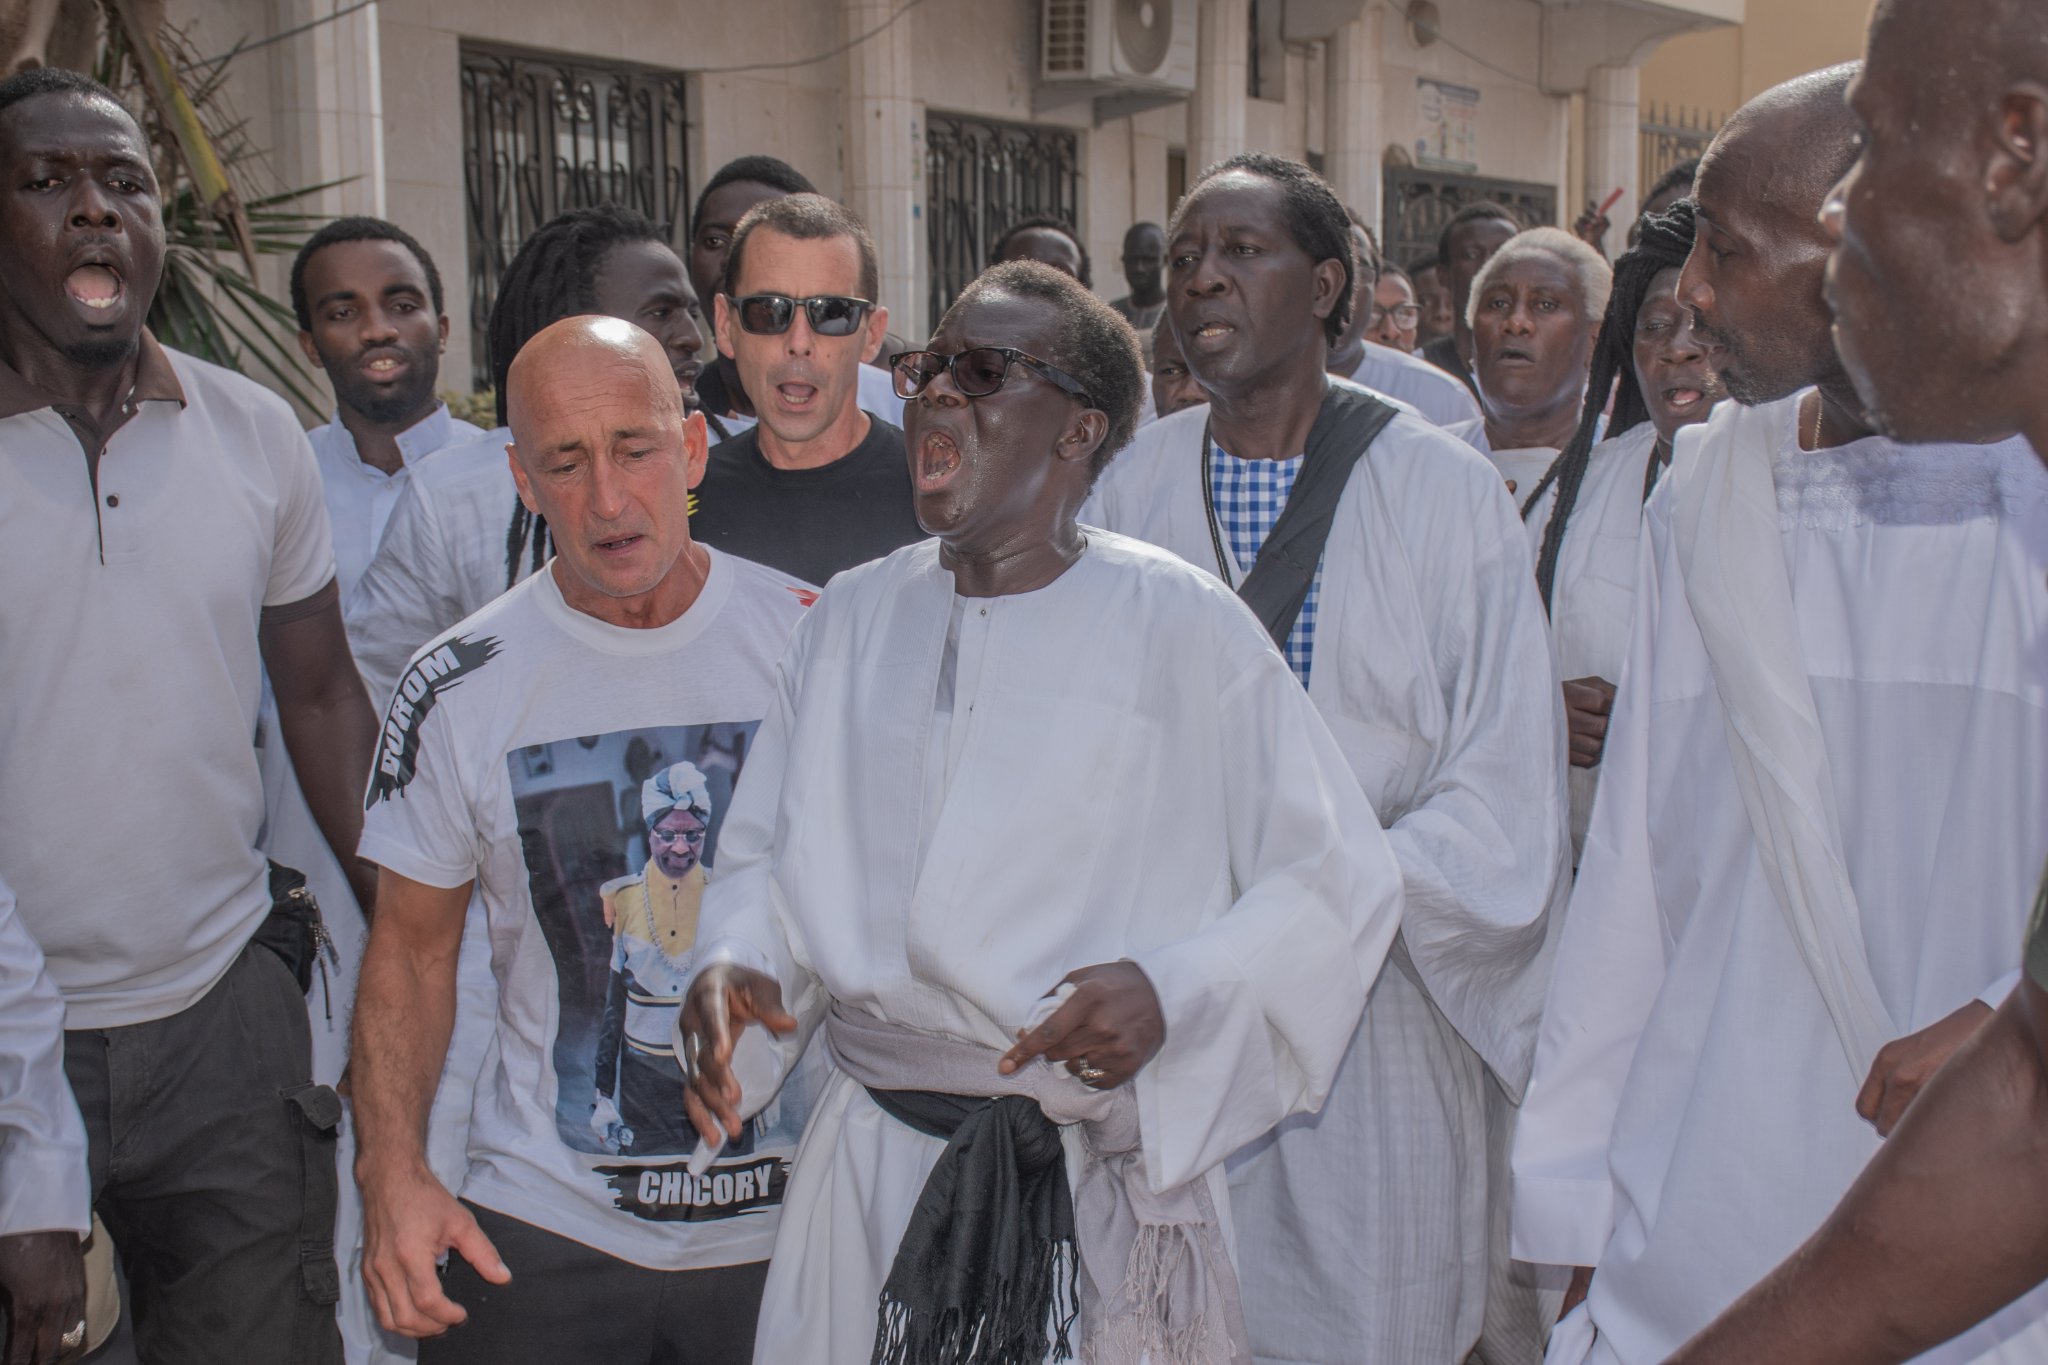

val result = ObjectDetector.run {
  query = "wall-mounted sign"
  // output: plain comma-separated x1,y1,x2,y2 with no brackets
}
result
1416,77,1479,172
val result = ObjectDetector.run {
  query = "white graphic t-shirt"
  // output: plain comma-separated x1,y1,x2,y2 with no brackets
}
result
358,547,818,1270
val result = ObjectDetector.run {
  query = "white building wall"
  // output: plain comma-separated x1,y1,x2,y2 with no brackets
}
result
1376,0,1570,198
161,0,1718,405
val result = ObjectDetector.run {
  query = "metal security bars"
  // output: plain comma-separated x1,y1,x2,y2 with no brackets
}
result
1639,103,1720,198
1380,167,1556,271
459,44,691,390
924,113,1081,333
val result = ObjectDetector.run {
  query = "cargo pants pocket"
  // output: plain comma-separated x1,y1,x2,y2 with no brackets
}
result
286,1080,345,1361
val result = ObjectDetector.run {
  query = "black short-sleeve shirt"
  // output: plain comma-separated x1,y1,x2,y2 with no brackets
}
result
690,415,925,587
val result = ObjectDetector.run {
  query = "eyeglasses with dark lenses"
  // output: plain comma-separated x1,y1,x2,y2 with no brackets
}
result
730,293,873,337
889,347,1093,407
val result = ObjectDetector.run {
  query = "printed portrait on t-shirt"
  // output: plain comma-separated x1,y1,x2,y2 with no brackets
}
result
509,722,805,1175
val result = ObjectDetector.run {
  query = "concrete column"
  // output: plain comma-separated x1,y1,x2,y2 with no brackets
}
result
1324,6,1384,227
842,0,923,335
1582,63,1641,250
268,0,386,219
1187,0,1248,177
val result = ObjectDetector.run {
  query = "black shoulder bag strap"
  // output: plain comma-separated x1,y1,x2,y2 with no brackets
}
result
1201,383,1400,652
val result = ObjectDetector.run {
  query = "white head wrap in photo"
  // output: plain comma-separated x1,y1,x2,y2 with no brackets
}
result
643,761,711,828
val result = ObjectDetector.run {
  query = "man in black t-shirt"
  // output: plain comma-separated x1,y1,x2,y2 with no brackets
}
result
695,195,923,586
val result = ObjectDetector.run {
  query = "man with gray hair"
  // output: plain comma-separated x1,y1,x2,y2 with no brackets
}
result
1448,226,1612,490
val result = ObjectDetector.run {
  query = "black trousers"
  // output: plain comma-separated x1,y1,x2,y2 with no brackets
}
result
419,1202,767,1365
62,941,343,1365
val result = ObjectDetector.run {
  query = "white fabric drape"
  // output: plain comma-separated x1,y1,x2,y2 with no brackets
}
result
1512,391,2048,1363
691,533,1405,1365
1667,398,1894,1079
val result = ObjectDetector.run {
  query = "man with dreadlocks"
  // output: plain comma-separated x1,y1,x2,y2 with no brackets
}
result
345,204,719,706
1511,65,2048,1365
1516,202,1723,861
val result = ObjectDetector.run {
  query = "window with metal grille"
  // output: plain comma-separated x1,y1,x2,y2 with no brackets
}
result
1380,167,1555,272
924,112,1082,334
458,43,691,391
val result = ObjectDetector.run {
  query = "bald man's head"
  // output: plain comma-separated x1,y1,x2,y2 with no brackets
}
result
505,314,684,453
504,315,709,618
1709,65,1862,216
1677,64,1863,408
1822,0,2048,452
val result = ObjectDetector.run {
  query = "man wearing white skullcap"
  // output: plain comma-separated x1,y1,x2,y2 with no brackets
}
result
593,763,717,1154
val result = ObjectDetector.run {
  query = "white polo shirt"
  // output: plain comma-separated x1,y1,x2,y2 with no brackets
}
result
0,336,336,1029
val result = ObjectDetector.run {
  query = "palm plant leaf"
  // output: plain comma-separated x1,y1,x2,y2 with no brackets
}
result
85,0,344,412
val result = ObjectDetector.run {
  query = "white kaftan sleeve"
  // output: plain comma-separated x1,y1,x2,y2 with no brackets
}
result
692,618,830,1102
1131,643,1403,1195
0,874,89,1239
345,477,467,709
1376,464,1570,1097
1510,519,1668,1267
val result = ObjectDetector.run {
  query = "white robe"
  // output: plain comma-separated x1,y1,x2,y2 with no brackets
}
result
344,427,522,708
692,532,1406,1365
1085,399,1571,1364
1513,393,2048,1364
1448,417,1560,497
1350,340,1485,430
1520,422,1663,858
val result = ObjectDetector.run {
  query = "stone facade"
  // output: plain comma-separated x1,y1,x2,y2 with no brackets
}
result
165,0,1739,407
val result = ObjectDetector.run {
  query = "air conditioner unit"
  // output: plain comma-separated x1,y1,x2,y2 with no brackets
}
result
1040,0,1196,93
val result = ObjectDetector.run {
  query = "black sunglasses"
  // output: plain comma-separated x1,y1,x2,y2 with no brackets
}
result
890,347,1093,407
728,293,874,337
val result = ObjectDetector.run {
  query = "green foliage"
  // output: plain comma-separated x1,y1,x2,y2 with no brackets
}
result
153,184,332,412
441,388,498,429
95,3,333,411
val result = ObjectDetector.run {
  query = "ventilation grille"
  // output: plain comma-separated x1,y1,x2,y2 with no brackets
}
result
1043,0,1090,75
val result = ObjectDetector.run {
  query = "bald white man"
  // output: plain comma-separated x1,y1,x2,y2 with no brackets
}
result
1512,64,2048,1365
350,318,816,1364
1666,2,2048,1360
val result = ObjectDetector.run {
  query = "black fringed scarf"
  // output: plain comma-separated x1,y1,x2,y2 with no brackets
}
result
864,1089,1080,1365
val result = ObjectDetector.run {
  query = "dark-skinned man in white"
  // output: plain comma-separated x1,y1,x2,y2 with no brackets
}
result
1514,64,2048,1365
0,67,380,1364
1085,153,1570,1365
677,261,1404,1364
1670,2,2048,1359
352,317,816,1363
